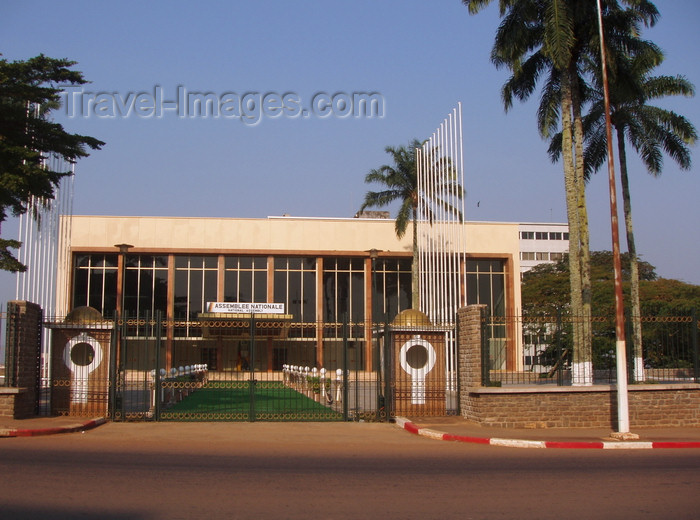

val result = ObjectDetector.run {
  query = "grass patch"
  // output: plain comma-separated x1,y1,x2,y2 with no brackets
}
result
163,380,342,421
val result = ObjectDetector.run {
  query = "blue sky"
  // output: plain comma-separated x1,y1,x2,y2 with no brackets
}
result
1,0,698,308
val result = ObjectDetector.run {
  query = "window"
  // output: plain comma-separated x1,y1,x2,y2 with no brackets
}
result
550,252,564,262
521,252,535,261
536,252,549,261
225,256,267,304
71,254,118,315
174,256,218,320
520,231,534,240
549,232,562,240
466,260,506,316
374,258,411,321
466,259,506,341
535,232,548,240
274,257,316,324
124,255,168,317
323,258,364,323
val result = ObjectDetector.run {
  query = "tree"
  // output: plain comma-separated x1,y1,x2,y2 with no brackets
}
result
521,252,699,376
465,0,594,383
463,0,659,384
522,251,659,316
359,139,463,309
549,44,696,379
0,54,104,271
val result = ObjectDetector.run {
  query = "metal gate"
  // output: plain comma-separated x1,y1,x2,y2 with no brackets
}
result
47,311,459,421
108,313,390,422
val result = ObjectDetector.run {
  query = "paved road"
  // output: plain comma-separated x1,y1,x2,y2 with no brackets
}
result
1,422,699,519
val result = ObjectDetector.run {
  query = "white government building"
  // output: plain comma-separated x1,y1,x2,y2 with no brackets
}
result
30,213,566,374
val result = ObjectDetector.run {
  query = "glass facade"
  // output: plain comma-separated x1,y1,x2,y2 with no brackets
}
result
174,255,217,320
466,259,507,367
465,259,506,316
124,255,168,317
71,254,508,324
224,256,267,303
72,254,118,316
274,257,316,323
322,258,365,324
70,251,510,373
373,258,412,321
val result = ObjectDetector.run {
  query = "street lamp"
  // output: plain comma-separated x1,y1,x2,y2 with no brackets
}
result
369,249,380,322
368,249,384,418
114,243,133,319
113,243,133,420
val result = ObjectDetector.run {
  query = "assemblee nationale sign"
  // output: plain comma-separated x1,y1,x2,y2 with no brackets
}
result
206,302,286,314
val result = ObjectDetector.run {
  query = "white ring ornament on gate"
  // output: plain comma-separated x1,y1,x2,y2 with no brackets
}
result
63,333,103,404
399,336,437,405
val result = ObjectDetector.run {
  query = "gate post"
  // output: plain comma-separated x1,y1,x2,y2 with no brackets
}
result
1,301,42,418
154,310,163,421
342,313,349,421
249,313,256,422
457,305,487,420
390,309,448,417
109,323,118,421
383,322,392,419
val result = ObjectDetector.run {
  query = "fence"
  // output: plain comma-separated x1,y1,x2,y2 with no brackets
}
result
44,313,438,421
36,310,464,421
484,310,699,386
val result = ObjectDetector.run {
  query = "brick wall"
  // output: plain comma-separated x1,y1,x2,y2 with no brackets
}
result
457,304,700,428
629,388,700,427
462,386,700,428
457,305,486,418
0,388,34,419
0,391,16,417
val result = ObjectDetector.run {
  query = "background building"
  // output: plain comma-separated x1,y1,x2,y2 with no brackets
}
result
518,222,570,275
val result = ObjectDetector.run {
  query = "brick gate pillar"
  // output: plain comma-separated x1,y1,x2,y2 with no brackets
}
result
1,301,43,418
457,305,486,420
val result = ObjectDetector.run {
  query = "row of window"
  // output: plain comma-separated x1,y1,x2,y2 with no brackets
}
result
71,254,507,328
520,252,565,262
72,255,413,324
520,231,569,241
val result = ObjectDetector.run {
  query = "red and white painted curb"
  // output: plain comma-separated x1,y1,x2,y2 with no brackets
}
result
0,417,106,438
394,417,700,449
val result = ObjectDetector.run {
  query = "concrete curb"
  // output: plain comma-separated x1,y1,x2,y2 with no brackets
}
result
0,417,107,438
393,417,700,450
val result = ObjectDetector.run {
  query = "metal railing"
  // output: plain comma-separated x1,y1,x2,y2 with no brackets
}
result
483,310,699,386
38,313,410,421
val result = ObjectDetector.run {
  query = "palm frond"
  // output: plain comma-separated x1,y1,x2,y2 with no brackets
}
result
543,0,575,70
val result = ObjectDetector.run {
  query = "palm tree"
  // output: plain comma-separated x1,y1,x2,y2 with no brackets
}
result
467,0,593,382
359,139,463,309
464,0,659,384
551,46,696,380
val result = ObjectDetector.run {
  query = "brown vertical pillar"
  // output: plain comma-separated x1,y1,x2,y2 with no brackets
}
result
457,305,487,421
